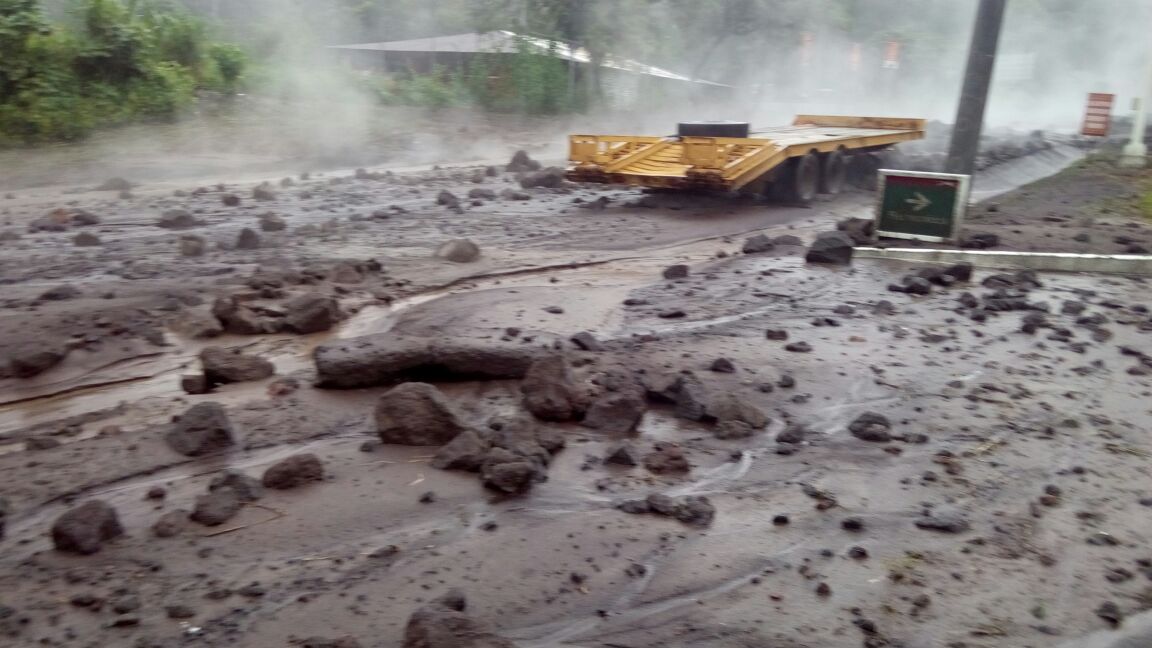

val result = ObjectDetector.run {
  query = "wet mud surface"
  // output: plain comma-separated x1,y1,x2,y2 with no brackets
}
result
1,147,1151,648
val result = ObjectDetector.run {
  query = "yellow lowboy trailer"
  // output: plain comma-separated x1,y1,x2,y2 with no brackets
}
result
566,115,926,203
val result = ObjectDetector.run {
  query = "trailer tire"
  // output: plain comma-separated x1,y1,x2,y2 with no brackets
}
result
819,149,848,195
778,152,820,205
677,121,751,138
848,152,883,190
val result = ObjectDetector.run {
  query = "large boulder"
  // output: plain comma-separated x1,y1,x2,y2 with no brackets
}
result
741,234,775,254
209,471,264,502
7,342,68,378
847,411,892,442
283,293,341,334
51,501,123,554
200,346,274,385
581,392,647,434
165,402,237,456
157,209,202,229
521,356,586,422
805,231,855,265
403,591,519,648
212,296,279,335
191,488,241,526
435,239,481,263
671,375,767,428
262,454,324,489
314,335,539,389
506,150,541,173
479,448,542,495
431,430,492,472
519,167,565,189
836,217,875,245
375,383,466,445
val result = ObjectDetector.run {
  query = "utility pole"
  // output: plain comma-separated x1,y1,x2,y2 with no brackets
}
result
1120,57,1152,168
945,0,1008,176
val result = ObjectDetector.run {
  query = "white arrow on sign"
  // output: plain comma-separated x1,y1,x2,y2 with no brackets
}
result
906,192,932,212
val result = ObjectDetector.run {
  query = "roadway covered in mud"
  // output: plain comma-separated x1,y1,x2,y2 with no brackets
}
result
1,145,1152,648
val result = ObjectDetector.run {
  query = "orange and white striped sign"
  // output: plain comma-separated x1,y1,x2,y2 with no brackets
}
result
882,41,901,69
1081,93,1115,137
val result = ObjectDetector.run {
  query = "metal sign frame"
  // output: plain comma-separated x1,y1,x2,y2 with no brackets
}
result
875,169,971,243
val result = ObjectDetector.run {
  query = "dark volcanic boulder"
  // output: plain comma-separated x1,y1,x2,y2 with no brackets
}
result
200,346,274,385
848,411,892,442
521,355,586,422
581,392,646,434
0,496,8,539
375,383,465,445
431,430,492,472
51,500,123,554
314,334,538,389
283,293,341,334
7,342,68,378
165,402,237,456
836,217,874,245
480,455,541,495
805,231,855,265
741,234,775,254
212,296,279,335
209,471,264,502
506,150,541,173
403,590,519,648
519,167,565,189
191,488,241,526
262,454,324,489
157,209,202,229
435,239,481,263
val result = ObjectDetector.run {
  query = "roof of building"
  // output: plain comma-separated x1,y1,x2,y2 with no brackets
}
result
328,30,728,87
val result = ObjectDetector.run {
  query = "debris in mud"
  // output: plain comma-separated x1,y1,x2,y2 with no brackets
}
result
710,357,736,373
604,443,640,466
213,295,279,334
283,293,341,334
222,193,241,207
51,500,123,555
519,167,565,189
236,227,261,250
506,150,541,173
616,493,715,527
314,334,538,388
5,341,68,378
39,284,81,301
191,487,242,526
522,355,587,422
28,207,101,232
376,382,466,445
253,183,277,201
837,217,875,245
0,497,9,539
914,509,971,533
582,391,646,433
434,238,481,263
742,234,775,254
499,188,531,201
180,234,207,257
403,590,519,648
784,341,812,353
805,231,855,265
662,264,690,279
570,331,603,351
156,208,203,229
431,430,491,471
481,450,541,495
166,402,237,456
960,232,1001,249
210,470,265,502
1095,601,1123,628
263,454,325,489
643,442,690,474
72,231,101,246
848,412,893,442
152,510,188,538
436,190,460,208
200,346,275,385
259,212,286,231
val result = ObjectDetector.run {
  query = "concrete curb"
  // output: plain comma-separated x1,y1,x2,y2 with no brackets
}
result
855,247,1152,275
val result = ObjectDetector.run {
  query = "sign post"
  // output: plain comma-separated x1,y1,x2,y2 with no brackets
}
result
875,170,971,243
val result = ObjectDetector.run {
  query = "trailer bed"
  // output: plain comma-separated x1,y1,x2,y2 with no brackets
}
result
566,115,926,193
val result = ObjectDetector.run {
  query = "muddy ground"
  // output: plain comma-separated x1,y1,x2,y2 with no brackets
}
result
1,143,1152,648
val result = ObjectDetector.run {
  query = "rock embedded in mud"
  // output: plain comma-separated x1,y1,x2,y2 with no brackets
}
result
236,227,261,250
191,487,242,526
784,341,812,353
200,346,275,385
283,293,341,334
431,429,492,472
51,500,123,555
715,420,756,440
624,494,715,527
662,264,690,280
960,232,1000,249
710,357,736,373
7,342,68,378
29,207,101,232
166,402,237,456
376,382,466,446
805,231,855,265
222,193,241,207
582,392,646,434
643,443,690,474
742,234,775,254
436,190,460,208
604,443,640,466
765,328,789,341
772,234,804,246
157,208,202,229
300,637,363,648
403,590,519,648
259,213,286,232
0,497,9,540
26,436,61,450
180,234,207,257
522,355,587,422
836,217,875,245
73,231,101,246
181,374,210,395
262,454,324,489
315,334,539,388
39,284,81,301
570,331,603,352
506,150,541,173
210,471,265,502
252,184,277,201
481,457,540,495
213,296,279,335
914,510,971,533
848,412,892,442
777,423,809,444
434,238,481,263
519,167,565,189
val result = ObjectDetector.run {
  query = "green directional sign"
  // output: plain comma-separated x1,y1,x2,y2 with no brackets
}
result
875,170,971,242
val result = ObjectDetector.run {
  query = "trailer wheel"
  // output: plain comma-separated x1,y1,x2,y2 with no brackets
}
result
819,149,848,195
848,152,883,190
779,152,820,205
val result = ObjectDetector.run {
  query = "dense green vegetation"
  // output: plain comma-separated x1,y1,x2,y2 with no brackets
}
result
0,0,246,145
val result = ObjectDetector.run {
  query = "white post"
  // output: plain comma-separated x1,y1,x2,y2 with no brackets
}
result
1120,57,1152,168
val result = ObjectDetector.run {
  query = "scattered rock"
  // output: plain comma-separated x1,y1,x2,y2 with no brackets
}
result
259,213,286,231
604,443,640,466
715,420,756,439
848,412,892,442
960,232,1001,249
772,234,804,246
157,209,202,229
836,217,875,245
805,231,855,265
506,150,541,173
314,334,539,388
376,383,466,445
480,455,541,495
96,177,132,191
262,454,324,489
191,488,242,526
434,238,481,263
522,355,586,422
0,497,8,539
765,328,789,341
252,184,276,201
710,357,736,373
283,293,341,334
40,284,81,301
7,342,67,378
914,510,971,533
152,510,188,538
25,436,61,451
200,346,274,385
662,264,690,280
165,402,237,456
570,331,604,352
51,501,123,554
180,234,207,257
741,234,775,254
785,341,812,353
643,442,690,474
436,190,460,208
403,590,519,648
618,494,715,527
209,471,264,502
431,430,492,472
235,228,261,250
467,187,497,200
519,167,565,189
582,392,646,434
222,194,241,207
73,231,101,246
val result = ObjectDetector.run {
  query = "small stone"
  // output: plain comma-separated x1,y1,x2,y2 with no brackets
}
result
662,264,690,280
816,582,832,597
190,488,242,526
914,510,971,533
262,454,324,489
710,357,736,373
235,228,261,250
784,341,812,353
841,517,865,532
773,514,790,526
765,329,788,341
166,605,196,619
51,501,124,554
848,546,869,559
